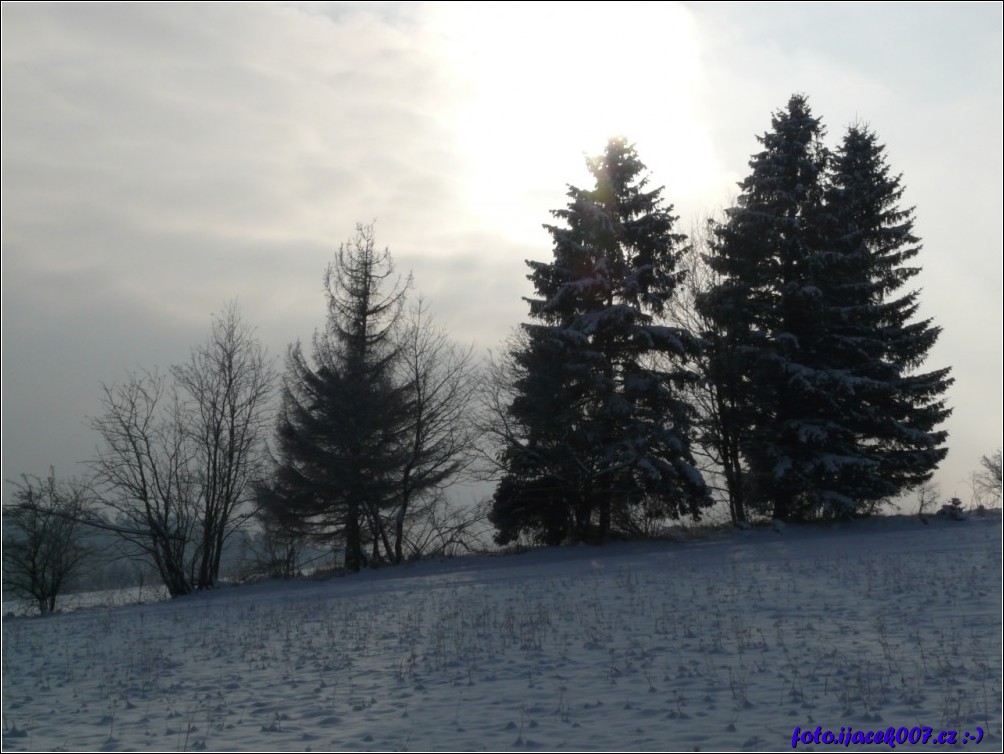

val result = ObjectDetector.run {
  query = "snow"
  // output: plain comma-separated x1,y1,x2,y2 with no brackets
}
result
3,514,1001,752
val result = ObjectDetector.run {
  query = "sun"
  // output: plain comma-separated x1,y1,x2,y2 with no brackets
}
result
427,1,721,244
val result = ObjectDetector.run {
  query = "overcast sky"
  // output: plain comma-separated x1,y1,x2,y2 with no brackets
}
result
2,1,1001,510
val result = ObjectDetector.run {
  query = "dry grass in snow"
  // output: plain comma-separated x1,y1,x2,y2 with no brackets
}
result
2,514,1001,751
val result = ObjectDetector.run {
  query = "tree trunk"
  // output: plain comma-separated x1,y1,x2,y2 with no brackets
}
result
344,501,361,573
394,510,405,564
598,497,610,544
723,441,747,525
772,489,791,523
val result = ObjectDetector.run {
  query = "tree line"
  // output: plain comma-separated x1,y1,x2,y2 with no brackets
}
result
4,94,984,615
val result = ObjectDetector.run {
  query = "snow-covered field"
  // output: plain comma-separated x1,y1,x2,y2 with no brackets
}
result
2,514,1001,752
2,585,172,619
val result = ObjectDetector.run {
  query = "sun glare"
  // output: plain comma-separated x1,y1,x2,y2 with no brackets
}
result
428,1,720,244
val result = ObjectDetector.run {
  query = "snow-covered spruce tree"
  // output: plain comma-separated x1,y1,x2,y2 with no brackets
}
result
820,124,952,503
491,138,710,545
699,95,835,521
700,97,953,521
261,223,412,573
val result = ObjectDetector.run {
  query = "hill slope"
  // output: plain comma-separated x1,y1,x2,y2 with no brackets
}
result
2,514,1001,751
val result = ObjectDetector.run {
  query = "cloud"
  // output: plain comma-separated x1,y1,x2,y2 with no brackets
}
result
1,2,474,478
2,1,1001,503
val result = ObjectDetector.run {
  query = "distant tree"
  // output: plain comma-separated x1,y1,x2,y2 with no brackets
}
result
395,490,492,560
89,303,275,596
2,469,91,615
491,137,710,545
971,449,1002,506
914,481,940,520
251,495,304,579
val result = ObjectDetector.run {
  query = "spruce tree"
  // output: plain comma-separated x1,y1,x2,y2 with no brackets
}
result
491,138,709,544
700,97,952,520
700,95,832,520
822,125,952,500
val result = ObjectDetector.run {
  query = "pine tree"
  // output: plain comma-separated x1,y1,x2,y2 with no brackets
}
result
262,223,411,572
491,138,709,544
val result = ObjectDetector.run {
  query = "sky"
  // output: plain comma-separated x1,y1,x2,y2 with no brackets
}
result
2,1,1001,510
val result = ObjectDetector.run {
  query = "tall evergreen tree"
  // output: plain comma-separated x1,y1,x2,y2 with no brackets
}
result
822,125,952,499
700,97,952,520
262,223,411,572
491,138,709,545
700,94,832,520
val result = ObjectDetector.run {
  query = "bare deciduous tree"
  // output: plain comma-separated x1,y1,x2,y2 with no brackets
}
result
173,301,275,588
971,449,1002,507
392,298,479,563
914,480,940,521
2,469,91,615
252,500,304,579
665,220,751,526
398,492,492,560
473,332,527,485
90,370,200,597
89,303,274,596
